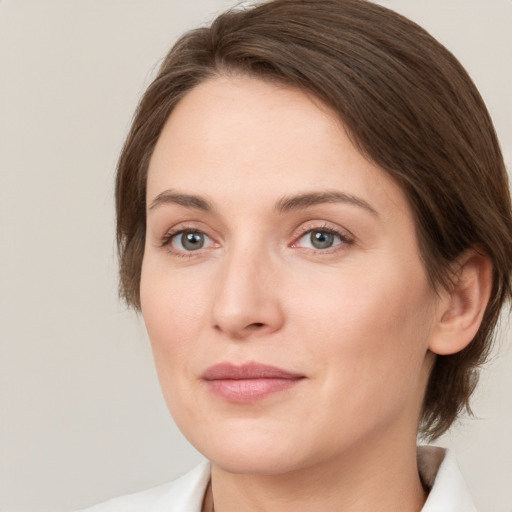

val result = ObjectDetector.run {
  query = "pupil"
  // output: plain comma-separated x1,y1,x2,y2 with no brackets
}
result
311,231,333,249
183,232,204,250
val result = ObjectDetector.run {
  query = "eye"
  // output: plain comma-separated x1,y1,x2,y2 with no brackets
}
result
170,230,213,252
312,231,337,249
295,228,348,250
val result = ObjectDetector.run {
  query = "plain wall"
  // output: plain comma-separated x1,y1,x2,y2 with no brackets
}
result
1,1,510,511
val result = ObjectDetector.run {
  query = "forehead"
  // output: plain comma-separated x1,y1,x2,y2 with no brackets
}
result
147,75,410,221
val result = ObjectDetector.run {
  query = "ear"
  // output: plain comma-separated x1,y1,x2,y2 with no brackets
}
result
429,250,493,356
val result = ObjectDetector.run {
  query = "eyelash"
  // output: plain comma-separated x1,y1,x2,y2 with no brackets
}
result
159,223,354,258
159,225,212,259
291,223,354,253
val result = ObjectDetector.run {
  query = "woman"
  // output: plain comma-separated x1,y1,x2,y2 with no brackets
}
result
80,0,512,510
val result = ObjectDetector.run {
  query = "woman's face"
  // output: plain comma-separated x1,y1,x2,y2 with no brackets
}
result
141,76,439,475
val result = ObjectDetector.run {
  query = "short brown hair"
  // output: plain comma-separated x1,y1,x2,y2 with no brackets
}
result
115,0,512,439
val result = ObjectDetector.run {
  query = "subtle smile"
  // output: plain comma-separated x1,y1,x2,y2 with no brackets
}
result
201,362,305,403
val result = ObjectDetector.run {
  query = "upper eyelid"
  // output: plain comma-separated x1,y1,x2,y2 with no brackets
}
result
162,226,213,243
161,221,214,237
292,221,354,240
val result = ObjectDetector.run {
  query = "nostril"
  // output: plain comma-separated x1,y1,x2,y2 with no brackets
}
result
250,322,264,328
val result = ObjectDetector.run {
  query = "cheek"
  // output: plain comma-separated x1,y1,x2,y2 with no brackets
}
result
140,259,211,372
140,263,214,428
293,260,435,399
293,255,433,337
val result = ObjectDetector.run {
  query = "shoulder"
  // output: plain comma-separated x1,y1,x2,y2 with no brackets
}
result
75,461,211,512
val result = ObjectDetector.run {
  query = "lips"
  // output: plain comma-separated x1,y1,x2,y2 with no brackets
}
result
201,362,305,402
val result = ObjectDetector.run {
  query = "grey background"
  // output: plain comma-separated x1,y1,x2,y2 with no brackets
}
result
1,1,511,511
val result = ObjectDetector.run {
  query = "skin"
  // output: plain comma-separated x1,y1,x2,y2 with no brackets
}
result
140,75,485,511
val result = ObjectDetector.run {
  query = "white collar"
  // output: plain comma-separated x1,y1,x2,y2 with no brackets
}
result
418,445,477,511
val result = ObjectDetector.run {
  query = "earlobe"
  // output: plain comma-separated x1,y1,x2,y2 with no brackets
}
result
429,250,493,356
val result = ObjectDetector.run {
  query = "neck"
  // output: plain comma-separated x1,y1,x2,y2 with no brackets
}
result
207,433,427,512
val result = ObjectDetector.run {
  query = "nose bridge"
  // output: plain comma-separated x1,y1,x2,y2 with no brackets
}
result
211,235,283,338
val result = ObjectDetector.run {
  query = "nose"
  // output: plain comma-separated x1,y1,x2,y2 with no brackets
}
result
211,246,285,340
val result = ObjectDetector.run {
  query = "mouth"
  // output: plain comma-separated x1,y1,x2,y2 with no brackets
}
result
201,362,305,403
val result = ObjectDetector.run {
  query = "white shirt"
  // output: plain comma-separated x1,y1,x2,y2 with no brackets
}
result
77,446,476,512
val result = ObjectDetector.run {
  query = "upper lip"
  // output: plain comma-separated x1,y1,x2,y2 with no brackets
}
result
201,362,304,381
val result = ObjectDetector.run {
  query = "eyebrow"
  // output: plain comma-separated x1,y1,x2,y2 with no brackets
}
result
276,191,378,216
148,191,213,212
148,189,378,217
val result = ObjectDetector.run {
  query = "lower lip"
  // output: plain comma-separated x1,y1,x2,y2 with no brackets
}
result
205,378,303,402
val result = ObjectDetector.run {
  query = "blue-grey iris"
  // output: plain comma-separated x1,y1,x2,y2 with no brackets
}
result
311,231,334,249
182,232,204,251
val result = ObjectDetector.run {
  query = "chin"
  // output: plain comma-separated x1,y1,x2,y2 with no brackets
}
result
183,420,314,475
208,445,305,476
